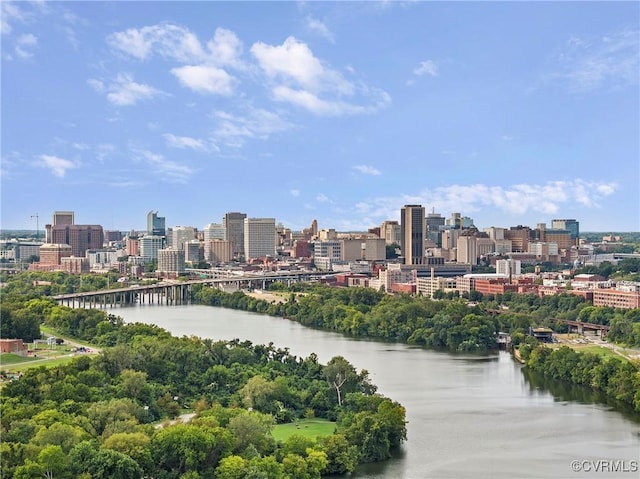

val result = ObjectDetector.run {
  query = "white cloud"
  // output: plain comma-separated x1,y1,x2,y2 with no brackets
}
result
95,144,115,163
212,107,295,147
325,179,619,230
107,23,205,63
1,2,26,35
353,164,381,176
87,78,105,93
251,36,389,116
306,16,335,43
206,28,245,69
163,133,205,150
171,65,235,95
290,189,300,197
38,154,77,177
544,29,639,92
104,74,165,106
413,60,438,77
252,36,352,94
272,85,391,116
108,180,142,188
316,193,332,203
133,149,194,183
15,33,37,58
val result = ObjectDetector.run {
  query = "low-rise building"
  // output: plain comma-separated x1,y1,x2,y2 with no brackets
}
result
593,287,640,309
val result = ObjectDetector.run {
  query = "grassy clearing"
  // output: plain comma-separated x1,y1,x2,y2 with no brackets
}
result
0,353,39,365
272,418,336,442
575,345,630,362
2,354,79,372
551,342,630,363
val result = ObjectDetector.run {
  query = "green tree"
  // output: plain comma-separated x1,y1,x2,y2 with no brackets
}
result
323,356,357,407
150,424,222,475
317,433,358,474
239,375,276,411
31,422,90,454
214,455,247,479
227,411,275,455
102,432,153,472
37,445,69,479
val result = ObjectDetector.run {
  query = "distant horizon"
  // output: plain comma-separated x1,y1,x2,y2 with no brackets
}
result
2,2,638,232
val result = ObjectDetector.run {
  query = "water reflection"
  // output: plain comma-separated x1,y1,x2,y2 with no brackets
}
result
112,305,640,479
521,368,640,422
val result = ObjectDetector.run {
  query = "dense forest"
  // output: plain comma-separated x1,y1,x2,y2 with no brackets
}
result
0,299,407,478
192,282,640,348
2,269,640,478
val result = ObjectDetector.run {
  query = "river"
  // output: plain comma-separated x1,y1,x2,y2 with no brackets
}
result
111,304,640,478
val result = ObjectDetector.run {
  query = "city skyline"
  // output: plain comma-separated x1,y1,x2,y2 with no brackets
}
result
2,2,638,232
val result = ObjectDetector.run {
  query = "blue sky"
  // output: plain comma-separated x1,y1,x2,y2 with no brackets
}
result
1,1,638,233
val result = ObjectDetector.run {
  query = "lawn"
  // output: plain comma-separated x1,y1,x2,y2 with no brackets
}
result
0,353,39,365
575,345,629,362
1,354,79,372
272,418,336,442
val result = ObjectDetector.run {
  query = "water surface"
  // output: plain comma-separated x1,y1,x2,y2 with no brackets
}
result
112,304,640,478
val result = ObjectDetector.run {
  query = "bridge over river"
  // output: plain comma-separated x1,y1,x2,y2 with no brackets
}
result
54,271,328,308
486,309,610,337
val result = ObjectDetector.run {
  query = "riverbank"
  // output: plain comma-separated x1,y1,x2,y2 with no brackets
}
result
111,303,640,478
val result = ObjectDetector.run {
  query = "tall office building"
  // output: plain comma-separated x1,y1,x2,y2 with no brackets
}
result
400,205,426,265
139,235,165,261
456,228,492,265
203,223,225,261
184,240,203,264
380,220,401,245
446,213,474,230
426,211,445,246
244,217,276,260
47,224,104,257
208,240,234,264
224,212,247,258
46,211,75,242
505,225,533,252
147,211,166,237
53,211,74,226
204,223,225,242
172,226,196,250
157,248,185,274
496,259,521,277
551,219,579,243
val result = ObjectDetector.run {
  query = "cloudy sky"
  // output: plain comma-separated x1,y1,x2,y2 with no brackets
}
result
1,1,638,233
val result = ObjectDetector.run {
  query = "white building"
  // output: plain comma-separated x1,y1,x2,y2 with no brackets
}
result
172,226,197,251
416,276,458,297
139,235,165,261
204,223,225,242
313,240,342,261
203,223,226,261
158,247,185,274
376,263,417,292
86,249,120,269
244,218,276,260
496,259,521,277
